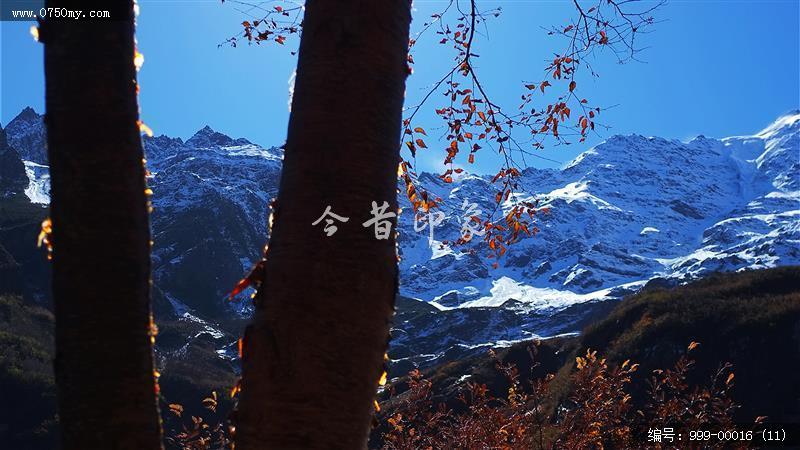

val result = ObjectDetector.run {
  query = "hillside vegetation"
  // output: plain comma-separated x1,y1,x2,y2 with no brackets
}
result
378,266,800,443
0,295,58,448
575,266,800,422
2,266,798,448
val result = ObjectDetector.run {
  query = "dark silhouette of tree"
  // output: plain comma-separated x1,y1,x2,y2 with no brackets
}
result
234,0,412,447
41,1,162,448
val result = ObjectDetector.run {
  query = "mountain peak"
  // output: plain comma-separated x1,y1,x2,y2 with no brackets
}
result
7,107,43,131
5,107,47,164
757,110,800,139
12,106,41,123
186,125,236,148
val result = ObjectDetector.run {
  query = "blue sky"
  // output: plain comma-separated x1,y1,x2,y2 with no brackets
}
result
1,0,798,174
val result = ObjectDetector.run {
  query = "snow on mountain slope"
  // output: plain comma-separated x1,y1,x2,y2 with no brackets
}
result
384,111,799,367
144,127,283,318
22,161,50,204
396,111,800,310
3,107,798,368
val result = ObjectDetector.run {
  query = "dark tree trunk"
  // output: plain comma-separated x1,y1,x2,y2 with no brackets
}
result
43,2,162,449
236,0,411,447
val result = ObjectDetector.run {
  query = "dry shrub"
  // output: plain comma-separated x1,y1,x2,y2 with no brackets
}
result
162,341,752,449
163,391,233,450
380,341,749,450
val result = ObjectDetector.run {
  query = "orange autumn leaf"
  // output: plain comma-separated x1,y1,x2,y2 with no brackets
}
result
228,277,250,300
406,141,416,156
168,404,184,417
227,260,265,300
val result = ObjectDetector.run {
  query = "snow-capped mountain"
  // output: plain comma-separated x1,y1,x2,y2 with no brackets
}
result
397,112,800,307
143,126,282,318
388,111,799,366
2,107,798,370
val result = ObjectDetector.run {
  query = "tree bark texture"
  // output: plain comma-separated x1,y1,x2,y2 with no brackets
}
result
43,2,162,448
236,0,412,448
